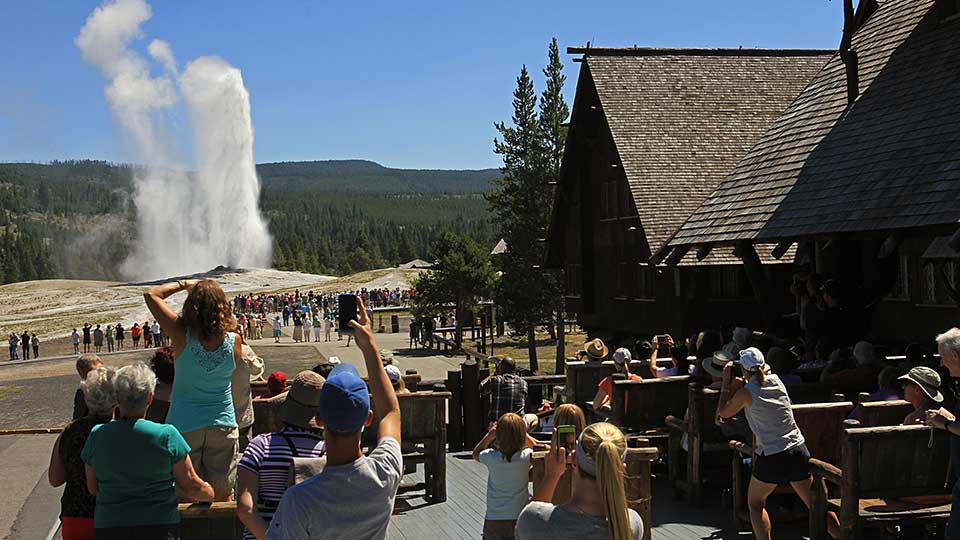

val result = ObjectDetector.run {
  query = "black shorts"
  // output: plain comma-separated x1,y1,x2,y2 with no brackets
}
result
752,443,811,485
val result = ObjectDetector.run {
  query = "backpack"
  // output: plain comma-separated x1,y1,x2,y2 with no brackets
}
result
277,433,326,486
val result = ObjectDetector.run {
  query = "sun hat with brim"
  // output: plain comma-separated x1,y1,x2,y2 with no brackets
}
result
318,363,371,433
279,371,325,428
703,350,734,378
612,347,632,365
898,366,944,402
584,339,608,360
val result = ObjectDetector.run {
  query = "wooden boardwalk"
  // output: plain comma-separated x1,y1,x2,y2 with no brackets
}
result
390,452,814,540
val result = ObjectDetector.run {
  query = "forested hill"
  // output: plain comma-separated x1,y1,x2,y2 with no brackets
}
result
0,159,500,194
257,160,499,193
0,160,497,282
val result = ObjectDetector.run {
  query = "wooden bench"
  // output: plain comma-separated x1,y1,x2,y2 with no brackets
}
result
665,383,729,503
563,360,650,408
252,391,451,503
179,502,242,540
610,376,691,451
854,399,913,427
364,391,451,503
530,447,659,540
730,401,855,529
786,383,845,404
809,424,952,540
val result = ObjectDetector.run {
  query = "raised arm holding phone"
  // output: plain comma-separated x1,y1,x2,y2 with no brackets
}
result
268,295,403,540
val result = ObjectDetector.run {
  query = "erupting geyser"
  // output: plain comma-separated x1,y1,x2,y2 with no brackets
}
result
77,0,272,280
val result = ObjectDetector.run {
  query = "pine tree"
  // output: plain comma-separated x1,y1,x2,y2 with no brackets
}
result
488,65,551,372
539,37,570,371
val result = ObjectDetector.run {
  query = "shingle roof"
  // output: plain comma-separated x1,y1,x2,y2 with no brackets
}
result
584,49,832,256
668,0,960,248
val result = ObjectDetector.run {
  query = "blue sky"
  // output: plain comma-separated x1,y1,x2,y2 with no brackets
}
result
0,1,843,170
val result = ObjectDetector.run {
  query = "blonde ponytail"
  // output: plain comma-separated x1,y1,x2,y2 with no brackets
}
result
596,441,631,540
579,423,632,540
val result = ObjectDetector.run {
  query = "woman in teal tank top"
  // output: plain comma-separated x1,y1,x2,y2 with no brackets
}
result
145,279,242,502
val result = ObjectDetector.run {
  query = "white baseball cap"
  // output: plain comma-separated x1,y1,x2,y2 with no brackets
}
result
612,347,632,364
739,347,766,371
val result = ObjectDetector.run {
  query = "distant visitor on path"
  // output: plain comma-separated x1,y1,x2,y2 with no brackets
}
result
105,325,114,353
20,330,30,360
93,324,104,353
31,333,39,358
72,329,80,355
144,278,242,502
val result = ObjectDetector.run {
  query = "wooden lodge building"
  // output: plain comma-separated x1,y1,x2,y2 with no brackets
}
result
662,0,960,344
544,46,833,343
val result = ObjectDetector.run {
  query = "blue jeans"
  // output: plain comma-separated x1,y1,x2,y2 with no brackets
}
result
947,480,960,540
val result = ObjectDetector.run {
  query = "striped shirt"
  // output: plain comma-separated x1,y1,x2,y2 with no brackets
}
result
238,427,325,539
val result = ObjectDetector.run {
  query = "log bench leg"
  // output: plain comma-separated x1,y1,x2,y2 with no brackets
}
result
689,434,702,505
810,477,828,540
668,430,683,499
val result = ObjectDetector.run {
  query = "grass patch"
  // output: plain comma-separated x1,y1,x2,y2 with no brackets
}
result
0,386,25,401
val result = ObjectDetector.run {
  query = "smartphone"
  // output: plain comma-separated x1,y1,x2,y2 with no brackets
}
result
337,294,358,333
657,334,671,343
556,425,577,453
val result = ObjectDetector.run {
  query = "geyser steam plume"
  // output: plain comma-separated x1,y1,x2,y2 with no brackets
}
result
77,0,272,280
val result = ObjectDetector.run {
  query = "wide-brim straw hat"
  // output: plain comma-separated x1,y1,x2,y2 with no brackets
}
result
584,338,608,360
898,366,944,403
703,350,734,378
279,371,326,428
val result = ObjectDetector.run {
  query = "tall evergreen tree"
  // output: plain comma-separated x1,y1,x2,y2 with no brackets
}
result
488,64,551,371
538,37,570,372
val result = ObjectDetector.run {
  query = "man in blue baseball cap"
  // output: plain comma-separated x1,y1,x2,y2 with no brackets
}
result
268,296,401,540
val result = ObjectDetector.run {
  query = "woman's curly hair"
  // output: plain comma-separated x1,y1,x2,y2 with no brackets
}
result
180,280,235,341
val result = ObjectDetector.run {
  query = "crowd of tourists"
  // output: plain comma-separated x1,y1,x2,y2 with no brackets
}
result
40,271,960,540
7,331,39,360
68,321,169,355
48,279,405,540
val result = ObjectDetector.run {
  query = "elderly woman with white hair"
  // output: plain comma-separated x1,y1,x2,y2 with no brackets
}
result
48,367,116,540
925,328,960,539
81,362,214,539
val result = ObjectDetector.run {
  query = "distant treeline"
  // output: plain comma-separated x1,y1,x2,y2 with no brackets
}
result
0,160,497,282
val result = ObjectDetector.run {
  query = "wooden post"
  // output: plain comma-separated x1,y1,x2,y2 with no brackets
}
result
735,240,781,333
555,308,566,375
810,477,829,540
479,367,490,431
446,370,464,451
461,361,482,448
840,423,861,540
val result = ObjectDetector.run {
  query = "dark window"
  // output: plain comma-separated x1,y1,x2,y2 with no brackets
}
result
886,255,910,301
636,264,656,300
921,261,957,305
708,266,749,299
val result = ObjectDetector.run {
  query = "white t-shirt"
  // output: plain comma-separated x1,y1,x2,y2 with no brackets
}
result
480,447,533,520
152,322,160,335
268,437,402,540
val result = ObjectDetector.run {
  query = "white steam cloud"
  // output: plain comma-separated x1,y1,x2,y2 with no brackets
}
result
77,0,272,280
